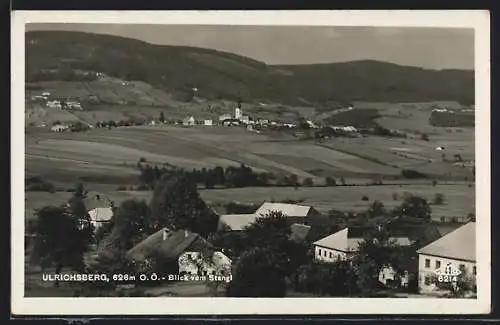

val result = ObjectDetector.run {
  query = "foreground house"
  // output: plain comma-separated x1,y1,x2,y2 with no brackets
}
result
87,207,113,230
127,228,231,277
312,224,441,288
416,222,476,294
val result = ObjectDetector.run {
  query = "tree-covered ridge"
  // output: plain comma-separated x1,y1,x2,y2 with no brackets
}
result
26,31,474,105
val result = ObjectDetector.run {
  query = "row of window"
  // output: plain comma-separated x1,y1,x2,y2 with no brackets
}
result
318,248,339,259
424,258,476,275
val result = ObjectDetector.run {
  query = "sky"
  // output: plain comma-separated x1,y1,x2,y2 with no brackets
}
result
26,24,474,70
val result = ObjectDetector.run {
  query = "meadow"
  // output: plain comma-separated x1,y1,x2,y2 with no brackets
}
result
25,182,474,222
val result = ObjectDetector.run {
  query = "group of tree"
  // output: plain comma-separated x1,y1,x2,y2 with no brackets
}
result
96,118,148,129
30,183,94,286
137,161,322,190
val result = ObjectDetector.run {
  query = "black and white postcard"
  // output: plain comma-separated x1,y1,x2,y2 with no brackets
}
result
11,10,491,315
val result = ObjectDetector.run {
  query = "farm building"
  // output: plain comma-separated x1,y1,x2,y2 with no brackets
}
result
46,100,62,109
66,101,83,110
222,119,241,127
182,116,195,126
313,223,442,288
218,202,321,231
204,119,213,126
218,114,232,122
313,227,412,287
240,115,250,124
50,124,69,132
289,223,312,243
127,228,230,276
416,222,476,294
87,207,113,230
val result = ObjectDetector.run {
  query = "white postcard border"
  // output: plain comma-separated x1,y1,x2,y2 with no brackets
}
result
11,10,491,315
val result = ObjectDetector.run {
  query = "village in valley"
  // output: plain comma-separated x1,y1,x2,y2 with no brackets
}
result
24,29,476,299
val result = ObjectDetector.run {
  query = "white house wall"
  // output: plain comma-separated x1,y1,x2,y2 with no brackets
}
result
418,253,476,294
314,245,347,262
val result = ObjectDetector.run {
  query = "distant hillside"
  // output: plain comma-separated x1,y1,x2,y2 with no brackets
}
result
26,31,475,106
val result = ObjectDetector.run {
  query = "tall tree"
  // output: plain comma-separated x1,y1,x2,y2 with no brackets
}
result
110,199,151,250
150,173,218,236
352,225,403,294
31,206,89,285
398,195,432,220
226,247,288,297
67,183,93,245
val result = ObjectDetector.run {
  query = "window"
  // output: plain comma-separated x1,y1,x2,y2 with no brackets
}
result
318,248,321,256
323,250,327,257
425,258,430,268
435,260,441,269
424,276,431,285
329,252,333,258
473,266,477,275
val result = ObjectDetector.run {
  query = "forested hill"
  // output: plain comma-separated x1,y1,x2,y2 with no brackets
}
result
26,31,474,105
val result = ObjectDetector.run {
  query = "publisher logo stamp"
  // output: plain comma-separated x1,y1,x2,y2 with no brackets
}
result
433,263,462,283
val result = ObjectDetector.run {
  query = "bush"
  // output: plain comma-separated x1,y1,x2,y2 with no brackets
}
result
302,178,314,187
401,169,427,179
421,133,430,141
433,193,445,205
392,192,399,201
325,177,337,186
116,185,128,191
361,196,369,201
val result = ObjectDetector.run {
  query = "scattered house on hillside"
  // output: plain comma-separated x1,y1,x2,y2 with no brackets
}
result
284,123,297,128
42,92,51,97
435,146,445,151
436,215,469,223
204,119,213,126
182,116,195,126
127,228,232,277
46,100,62,109
219,114,232,122
50,124,69,132
150,120,156,126
240,115,250,124
246,124,254,131
87,207,113,230
416,222,476,295
66,101,83,110
432,108,448,113
222,119,241,127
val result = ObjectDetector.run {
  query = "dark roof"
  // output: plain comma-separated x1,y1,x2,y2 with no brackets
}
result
127,228,213,262
289,223,311,243
346,222,441,248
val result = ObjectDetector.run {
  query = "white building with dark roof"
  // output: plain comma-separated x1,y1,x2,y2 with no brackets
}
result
312,226,423,287
88,207,113,230
416,222,476,294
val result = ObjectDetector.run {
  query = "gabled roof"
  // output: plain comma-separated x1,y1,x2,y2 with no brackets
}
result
417,222,475,262
127,228,213,262
218,214,259,231
313,228,350,252
88,207,113,222
255,202,311,218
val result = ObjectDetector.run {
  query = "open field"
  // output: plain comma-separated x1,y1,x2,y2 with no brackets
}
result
26,125,419,187
25,183,475,221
